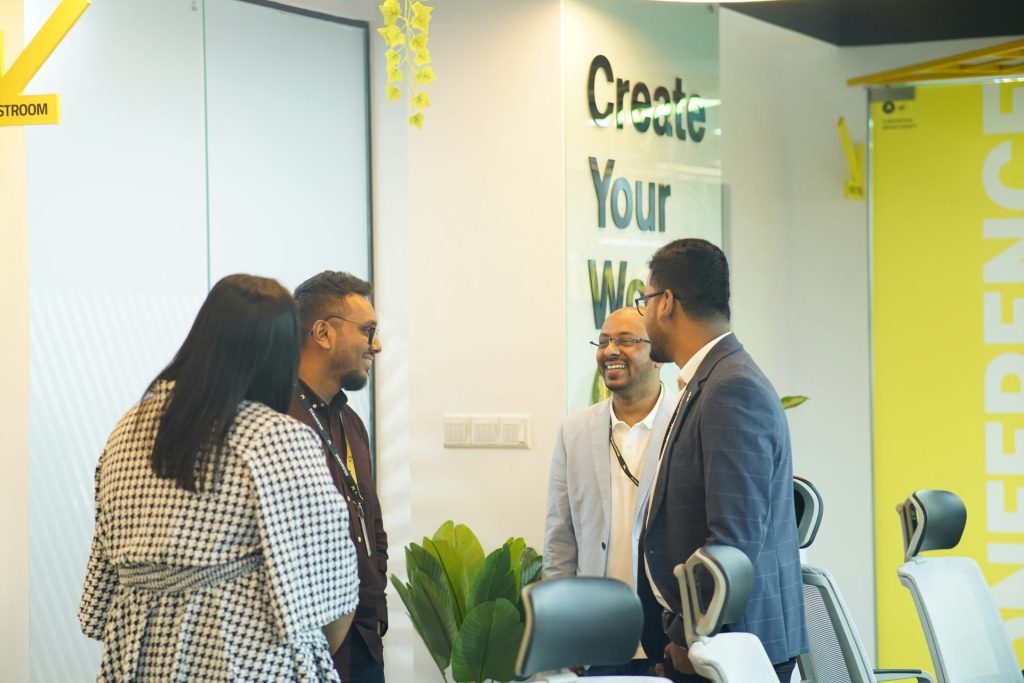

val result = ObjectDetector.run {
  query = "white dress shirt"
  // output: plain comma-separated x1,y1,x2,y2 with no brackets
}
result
606,385,664,590
608,385,664,659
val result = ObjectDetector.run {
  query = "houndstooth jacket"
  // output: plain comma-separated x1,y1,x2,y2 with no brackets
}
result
79,380,360,682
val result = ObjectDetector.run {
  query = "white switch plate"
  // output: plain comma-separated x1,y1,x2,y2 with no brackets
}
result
471,417,500,446
442,415,531,449
499,416,530,448
442,415,471,447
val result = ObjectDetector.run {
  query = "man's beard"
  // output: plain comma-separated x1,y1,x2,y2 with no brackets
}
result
648,336,671,364
340,369,368,392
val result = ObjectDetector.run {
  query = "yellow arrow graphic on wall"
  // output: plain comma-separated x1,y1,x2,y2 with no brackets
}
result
837,117,865,201
0,0,90,126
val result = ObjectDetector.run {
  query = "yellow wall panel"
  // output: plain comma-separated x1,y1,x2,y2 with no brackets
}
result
872,81,1024,669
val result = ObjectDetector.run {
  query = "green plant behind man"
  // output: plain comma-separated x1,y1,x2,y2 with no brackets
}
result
391,521,543,683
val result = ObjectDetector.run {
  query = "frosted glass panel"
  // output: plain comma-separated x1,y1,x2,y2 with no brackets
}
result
26,0,208,293
27,2,374,680
25,1,208,681
204,0,373,426
204,0,372,290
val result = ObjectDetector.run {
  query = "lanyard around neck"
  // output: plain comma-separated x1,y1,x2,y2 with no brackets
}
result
298,391,373,556
608,423,640,487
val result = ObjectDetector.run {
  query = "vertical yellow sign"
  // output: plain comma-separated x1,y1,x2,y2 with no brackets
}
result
0,0,90,126
872,81,1024,668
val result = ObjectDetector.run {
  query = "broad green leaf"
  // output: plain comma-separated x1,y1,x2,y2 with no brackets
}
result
519,546,538,571
504,537,526,588
410,571,459,674
451,599,524,683
421,535,441,562
426,522,485,625
468,546,516,611
424,537,468,626
405,542,429,579
390,574,438,673
390,575,416,622
433,521,486,577
516,549,543,620
407,544,461,650
520,555,543,590
408,544,451,599
781,395,809,410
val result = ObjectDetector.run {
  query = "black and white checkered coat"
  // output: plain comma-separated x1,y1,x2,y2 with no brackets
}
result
79,380,359,682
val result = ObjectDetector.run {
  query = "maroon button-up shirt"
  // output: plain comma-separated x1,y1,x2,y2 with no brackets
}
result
289,381,388,677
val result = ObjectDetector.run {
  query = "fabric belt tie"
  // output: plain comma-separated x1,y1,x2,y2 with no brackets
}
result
117,553,260,594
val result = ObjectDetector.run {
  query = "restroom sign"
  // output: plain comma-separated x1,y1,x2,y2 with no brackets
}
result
0,0,90,127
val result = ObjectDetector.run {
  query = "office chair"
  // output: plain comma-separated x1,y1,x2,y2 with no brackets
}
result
516,576,661,683
674,544,779,682
896,489,1023,683
793,476,933,683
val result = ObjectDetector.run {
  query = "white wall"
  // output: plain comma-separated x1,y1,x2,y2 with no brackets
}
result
0,0,30,678
720,8,1016,659
398,1,564,679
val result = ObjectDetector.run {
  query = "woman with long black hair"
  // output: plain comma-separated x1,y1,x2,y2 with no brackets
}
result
79,274,358,682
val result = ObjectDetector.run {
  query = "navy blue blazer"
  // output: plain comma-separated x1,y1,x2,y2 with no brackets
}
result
640,334,807,664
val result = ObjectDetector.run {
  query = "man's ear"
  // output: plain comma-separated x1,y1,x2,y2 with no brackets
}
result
309,320,332,349
659,288,675,318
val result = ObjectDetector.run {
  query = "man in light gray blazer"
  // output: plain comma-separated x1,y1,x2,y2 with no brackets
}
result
544,307,674,676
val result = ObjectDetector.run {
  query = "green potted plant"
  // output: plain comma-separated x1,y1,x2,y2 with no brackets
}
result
391,521,544,683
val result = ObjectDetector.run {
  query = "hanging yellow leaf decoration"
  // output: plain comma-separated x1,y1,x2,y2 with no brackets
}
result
414,66,437,85
379,0,401,24
376,25,404,47
409,32,428,52
377,0,436,127
410,2,433,33
413,48,432,66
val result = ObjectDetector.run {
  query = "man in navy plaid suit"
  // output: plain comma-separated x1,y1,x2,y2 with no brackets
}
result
635,239,807,682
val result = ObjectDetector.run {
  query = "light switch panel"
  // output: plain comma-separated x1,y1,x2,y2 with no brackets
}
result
442,415,471,447
443,415,531,449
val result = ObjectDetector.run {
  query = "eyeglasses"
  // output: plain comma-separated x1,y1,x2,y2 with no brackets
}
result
312,315,378,345
634,290,667,317
590,337,651,350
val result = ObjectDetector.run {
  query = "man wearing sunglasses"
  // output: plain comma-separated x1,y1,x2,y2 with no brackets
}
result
289,271,387,683
543,306,673,677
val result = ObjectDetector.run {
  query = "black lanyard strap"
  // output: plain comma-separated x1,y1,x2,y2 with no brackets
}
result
299,391,372,556
608,423,640,487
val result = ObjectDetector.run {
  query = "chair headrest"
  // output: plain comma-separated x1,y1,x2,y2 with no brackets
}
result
793,476,823,549
897,489,967,561
674,544,754,646
515,576,643,677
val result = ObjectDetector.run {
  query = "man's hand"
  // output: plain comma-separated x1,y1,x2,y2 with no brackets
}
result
664,642,696,674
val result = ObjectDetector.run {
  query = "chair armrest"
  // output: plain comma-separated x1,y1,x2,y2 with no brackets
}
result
874,668,934,683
